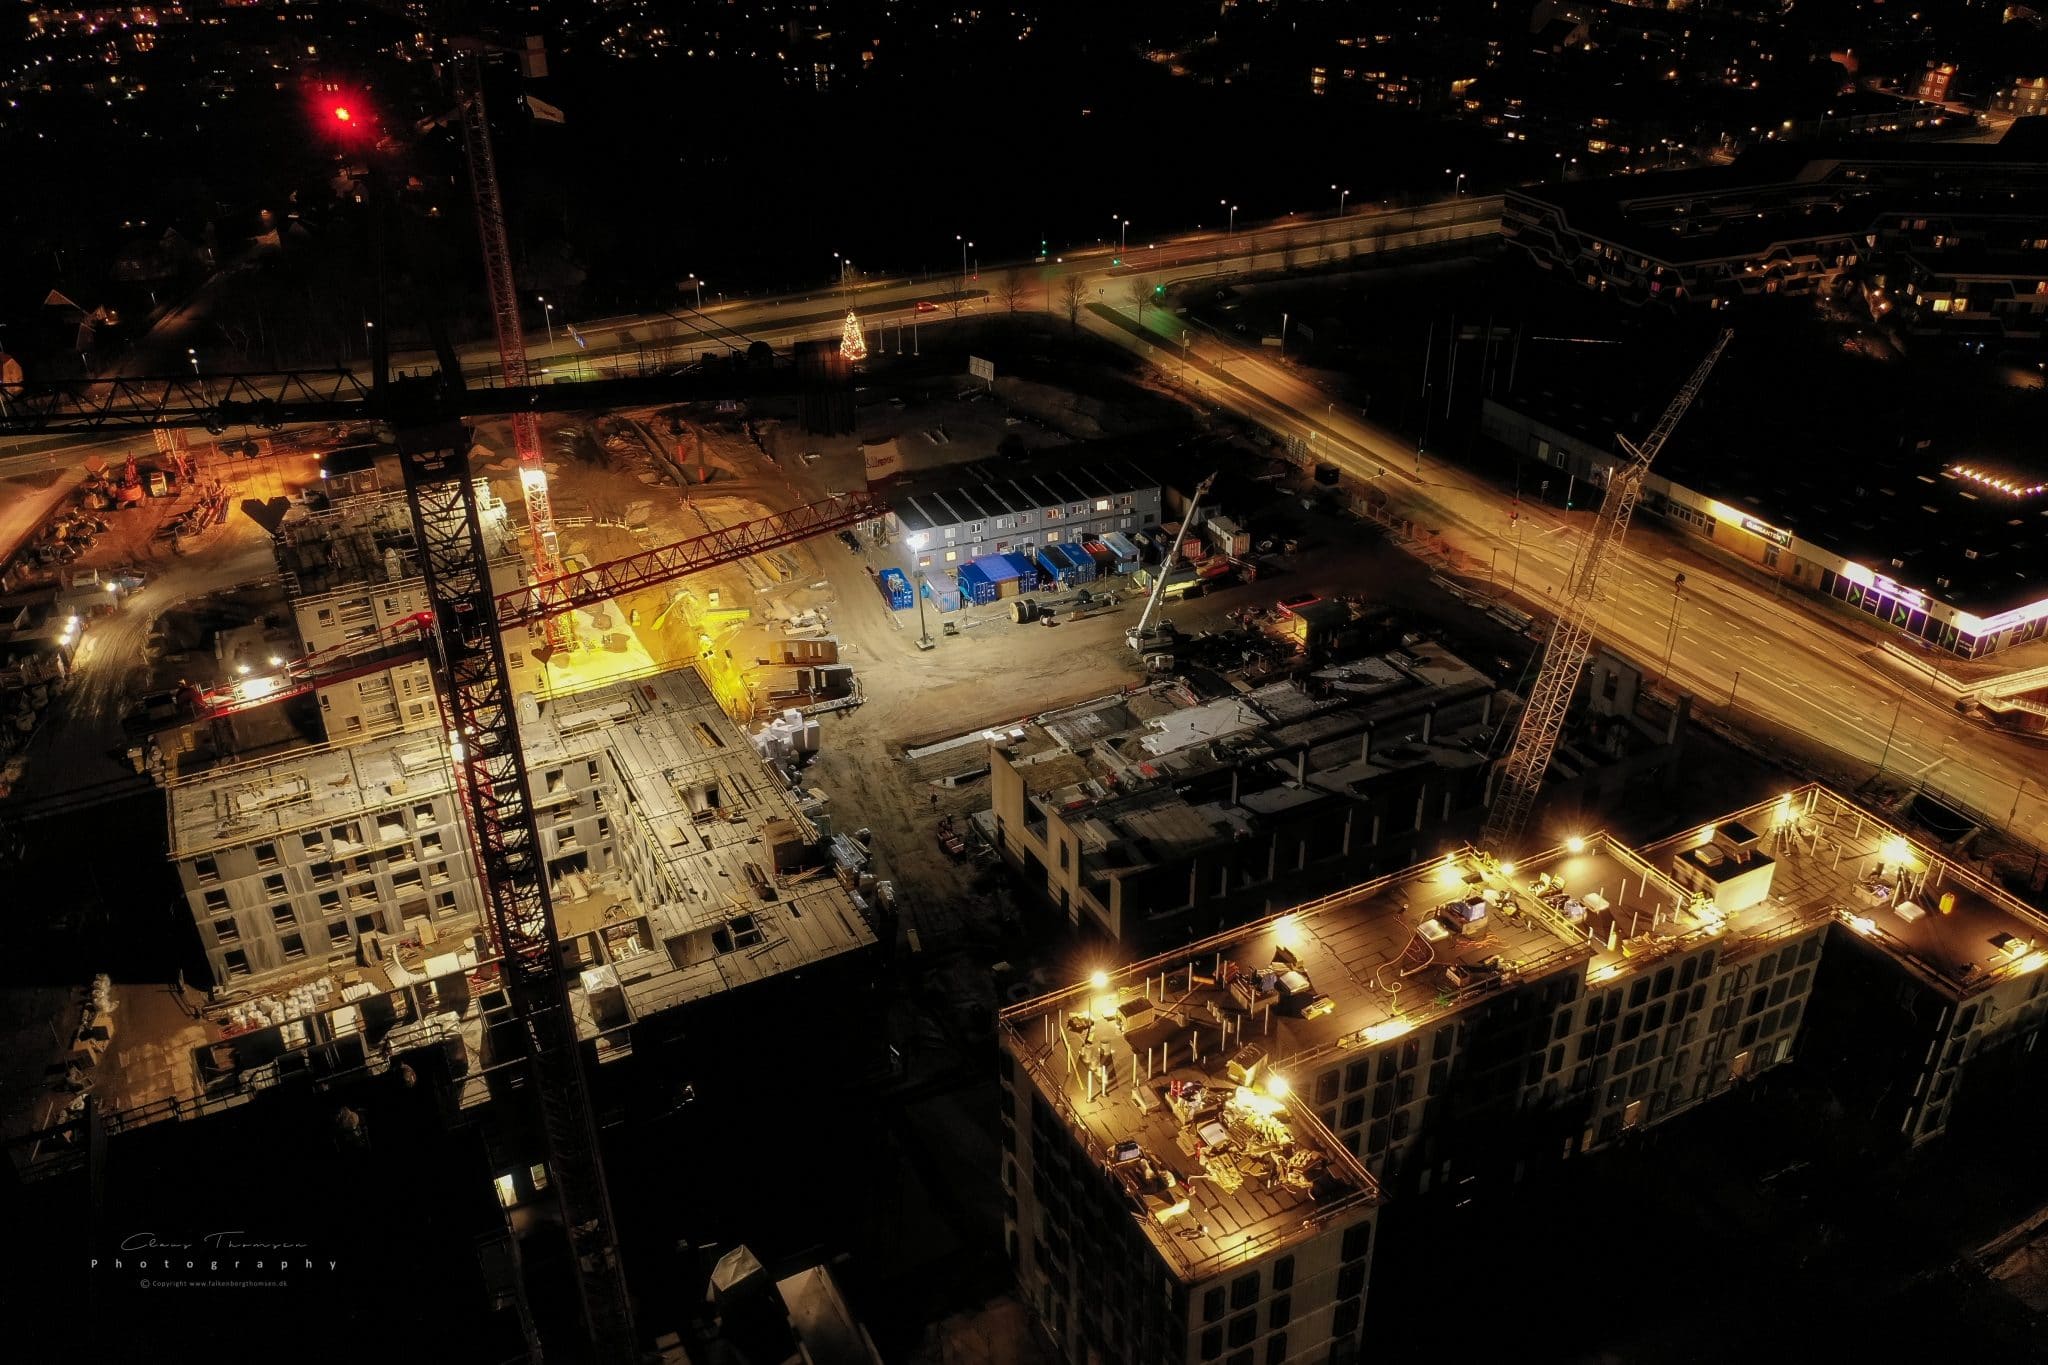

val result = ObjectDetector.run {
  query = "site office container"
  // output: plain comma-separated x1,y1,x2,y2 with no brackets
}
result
1080,540,1117,574
878,567,915,610
1043,543,1096,585
973,553,1022,600
1002,552,1043,591
920,576,962,612
1100,531,1142,569
956,561,1000,605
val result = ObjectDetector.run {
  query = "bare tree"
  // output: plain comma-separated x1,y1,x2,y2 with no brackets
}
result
1127,277,1150,323
998,268,1027,314
945,277,968,320
1059,275,1086,329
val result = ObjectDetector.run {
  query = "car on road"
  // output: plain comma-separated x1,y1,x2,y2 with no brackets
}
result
837,530,862,554
915,301,939,313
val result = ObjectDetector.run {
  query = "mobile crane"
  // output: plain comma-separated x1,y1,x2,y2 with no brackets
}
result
1127,471,1215,655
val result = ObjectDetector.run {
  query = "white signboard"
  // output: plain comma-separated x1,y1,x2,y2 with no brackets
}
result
968,355,995,383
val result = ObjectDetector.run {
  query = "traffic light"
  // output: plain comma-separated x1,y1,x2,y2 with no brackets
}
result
1153,284,1165,297
1112,257,1121,267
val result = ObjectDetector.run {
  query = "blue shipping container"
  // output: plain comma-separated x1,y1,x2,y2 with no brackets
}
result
975,554,1020,585
878,567,914,611
920,577,962,613
956,562,999,605
1046,543,1096,584
1003,552,1043,590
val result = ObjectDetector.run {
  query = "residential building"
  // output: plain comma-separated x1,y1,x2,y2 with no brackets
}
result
888,453,1163,571
999,783,2047,1362
986,642,1512,949
1501,126,2048,317
1783,789,2048,1146
271,483,541,741
167,667,875,1070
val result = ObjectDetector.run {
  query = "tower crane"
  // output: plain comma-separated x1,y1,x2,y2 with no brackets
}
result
449,43,571,654
1480,330,1730,852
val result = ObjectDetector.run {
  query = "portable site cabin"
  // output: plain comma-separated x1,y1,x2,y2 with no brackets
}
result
878,568,914,610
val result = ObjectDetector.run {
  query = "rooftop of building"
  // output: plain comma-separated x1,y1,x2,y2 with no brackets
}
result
887,444,1169,534
1645,785,2048,999
1004,641,1506,872
273,479,522,599
1495,322,2048,625
166,728,458,859
536,669,875,1038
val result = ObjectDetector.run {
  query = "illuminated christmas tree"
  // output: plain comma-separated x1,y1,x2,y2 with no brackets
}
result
839,309,867,364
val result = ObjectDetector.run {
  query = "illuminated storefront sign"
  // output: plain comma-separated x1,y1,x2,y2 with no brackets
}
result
1739,516,1792,548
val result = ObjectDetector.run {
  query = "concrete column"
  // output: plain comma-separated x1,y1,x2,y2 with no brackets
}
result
1422,705,1438,743
1359,724,1374,763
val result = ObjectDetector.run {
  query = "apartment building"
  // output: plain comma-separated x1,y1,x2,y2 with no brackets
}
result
273,483,540,741
167,665,874,1087
888,452,1164,571
999,783,2048,1362
1000,972,1381,1365
1781,788,2048,1145
168,731,485,985
988,643,1509,950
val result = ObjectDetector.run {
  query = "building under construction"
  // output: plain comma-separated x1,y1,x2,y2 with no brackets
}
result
269,480,540,741
167,665,874,1037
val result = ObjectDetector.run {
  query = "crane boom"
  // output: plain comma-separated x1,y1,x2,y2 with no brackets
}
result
1128,471,1215,650
192,492,878,718
1480,330,1730,851
451,45,571,653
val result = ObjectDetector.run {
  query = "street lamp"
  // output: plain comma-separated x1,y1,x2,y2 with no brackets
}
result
1446,168,1465,196
956,235,972,280
687,276,704,310
907,532,935,650
1223,200,1238,236
1333,184,1350,216
1111,215,1129,257
1660,572,1687,683
186,346,199,378
539,296,554,346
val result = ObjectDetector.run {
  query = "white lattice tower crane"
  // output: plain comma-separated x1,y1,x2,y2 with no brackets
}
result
451,43,572,652
1480,329,1731,852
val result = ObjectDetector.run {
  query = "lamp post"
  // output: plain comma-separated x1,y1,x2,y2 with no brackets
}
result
1660,572,1687,683
1223,200,1238,237
1112,215,1128,258
1334,184,1349,217
689,276,704,310
1876,696,1904,776
539,296,554,346
833,251,843,289
957,235,970,279
186,346,200,378
908,533,935,650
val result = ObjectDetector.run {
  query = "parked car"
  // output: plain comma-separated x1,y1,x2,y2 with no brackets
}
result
915,301,939,313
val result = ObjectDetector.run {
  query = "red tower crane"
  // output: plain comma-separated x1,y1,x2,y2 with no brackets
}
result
450,44,571,653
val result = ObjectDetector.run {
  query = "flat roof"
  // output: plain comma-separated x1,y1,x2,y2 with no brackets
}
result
167,731,457,859
886,445,1169,532
1497,344,2048,622
1645,786,2048,999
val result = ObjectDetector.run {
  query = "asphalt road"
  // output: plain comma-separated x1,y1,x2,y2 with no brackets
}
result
7,195,2041,847
1078,286,2048,850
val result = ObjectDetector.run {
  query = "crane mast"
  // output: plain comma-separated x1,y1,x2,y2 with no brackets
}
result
1128,471,1215,650
1480,330,1730,852
451,45,571,653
